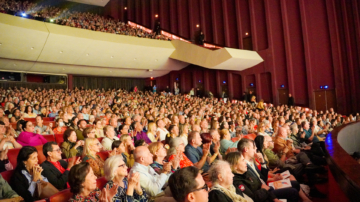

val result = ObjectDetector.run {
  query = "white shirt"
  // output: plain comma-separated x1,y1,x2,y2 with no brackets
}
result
156,128,169,141
129,162,171,197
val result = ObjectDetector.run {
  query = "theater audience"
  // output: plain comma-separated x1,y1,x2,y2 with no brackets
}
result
17,121,47,146
0,121,22,150
52,118,67,135
120,134,135,168
146,122,159,143
41,142,80,190
167,137,193,169
104,155,148,201
34,116,54,135
185,131,210,172
75,119,88,140
134,121,152,144
10,146,49,202
219,129,239,155
61,128,84,158
149,141,180,174
0,174,23,201
102,125,119,151
68,162,118,202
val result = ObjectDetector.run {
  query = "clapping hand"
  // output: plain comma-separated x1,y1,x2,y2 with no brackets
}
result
162,162,172,173
100,184,118,202
213,141,220,154
0,147,8,160
225,147,237,155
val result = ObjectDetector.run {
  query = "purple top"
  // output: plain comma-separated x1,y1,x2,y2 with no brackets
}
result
17,131,48,147
136,131,152,144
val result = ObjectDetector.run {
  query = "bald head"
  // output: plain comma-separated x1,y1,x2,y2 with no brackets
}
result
133,146,153,166
277,127,287,138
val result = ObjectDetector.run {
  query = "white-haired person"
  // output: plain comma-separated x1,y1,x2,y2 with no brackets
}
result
104,155,148,202
208,160,252,202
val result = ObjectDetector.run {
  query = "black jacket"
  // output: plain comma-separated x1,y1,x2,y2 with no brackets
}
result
10,169,36,202
209,190,233,202
40,160,69,190
233,172,276,202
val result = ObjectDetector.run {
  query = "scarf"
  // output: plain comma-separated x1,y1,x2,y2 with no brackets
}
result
211,183,248,202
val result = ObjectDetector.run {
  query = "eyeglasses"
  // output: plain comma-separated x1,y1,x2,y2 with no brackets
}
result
190,183,208,193
53,149,61,153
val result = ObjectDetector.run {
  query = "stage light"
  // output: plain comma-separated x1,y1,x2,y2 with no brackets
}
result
176,78,179,81
21,13,27,17
124,7,127,10
199,80,201,83
155,14,158,18
196,24,200,28
250,83,254,86
281,85,284,88
150,77,153,79
320,86,323,89
223,81,226,84
50,19,54,22
245,32,249,36
324,85,329,89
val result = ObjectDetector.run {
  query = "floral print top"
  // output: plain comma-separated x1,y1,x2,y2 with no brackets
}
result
105,178,148,202
69,188,101,202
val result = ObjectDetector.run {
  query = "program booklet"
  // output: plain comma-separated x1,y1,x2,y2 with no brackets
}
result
280,170,291,179
269,179,292,190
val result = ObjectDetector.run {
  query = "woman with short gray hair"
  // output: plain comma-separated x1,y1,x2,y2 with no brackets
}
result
104,155,148,202
208,160,252,202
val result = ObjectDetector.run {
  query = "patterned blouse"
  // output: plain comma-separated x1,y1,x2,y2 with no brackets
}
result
82,155,105,178
105,179,148,202
168,153,194,169
149,161,178,175
69,188,101,202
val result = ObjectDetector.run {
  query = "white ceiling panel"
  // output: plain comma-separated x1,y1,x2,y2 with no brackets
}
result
66,0,110,7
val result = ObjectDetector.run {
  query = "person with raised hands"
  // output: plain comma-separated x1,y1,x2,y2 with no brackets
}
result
41,142,81,190
10,146,49,202
61,128,84,159
104,155,148,202
184,131,211,173
149,141,180,174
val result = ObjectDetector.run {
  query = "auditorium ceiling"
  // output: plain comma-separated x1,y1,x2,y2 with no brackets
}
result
66,0,110,7
0,13,263,78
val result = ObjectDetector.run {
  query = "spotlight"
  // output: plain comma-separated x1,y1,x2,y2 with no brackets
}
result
150,77,153,79
250,83,254,86
50,19,54,22
124,7,127,10
196,24,200,28
21,13,27,17
199,80,201,83
324,85,329,89
245,32,249,36
281,85,284,88
223,81,226,84
155,14,158,18
176,78,179,81
320,86,323,89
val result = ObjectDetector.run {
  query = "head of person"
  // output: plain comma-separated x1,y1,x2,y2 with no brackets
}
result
103,125,115,139
219,121,229,130
237,138,256,159
35,115,43,125
21,120,35,133
83,138,102,156
169,166,208,202
191,124,200,133
43,141,62,162
69,162,97,195
124,116,131,125
119,124,129,135
64,128,77,143
200,119,208,130
13,109,21,118
254,135,265,154
120,134,132,150
179,124,189,135
109,117,117,128
26,106,33,114
16,146,38,171
104,155,128,181
169,124,179,136
55,118,64,127
148,142,167,162
224,151,248,174
83,127,96,138
277,127,287,138
188,131,202,147
0,121,6,135
133,146,153,166
219,129,231,140
264,135,274,150
208,160,234,189
167,137,185,157
209,129,220,142
290,123,299,135
78,119,87,130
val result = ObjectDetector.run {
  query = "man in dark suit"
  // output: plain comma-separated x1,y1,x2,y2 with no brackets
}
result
288,94,295,107
41,142,80,190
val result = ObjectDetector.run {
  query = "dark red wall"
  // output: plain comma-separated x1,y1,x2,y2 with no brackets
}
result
105,0,360,114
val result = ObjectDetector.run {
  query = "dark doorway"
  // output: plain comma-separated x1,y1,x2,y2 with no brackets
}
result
278,89,289,106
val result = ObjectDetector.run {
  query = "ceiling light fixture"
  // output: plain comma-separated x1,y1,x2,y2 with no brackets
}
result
86,53,89,56
31,47,34,50
111,56,114,58
60,51,63,53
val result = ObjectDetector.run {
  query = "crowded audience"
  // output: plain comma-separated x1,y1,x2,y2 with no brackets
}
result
0,85,358,202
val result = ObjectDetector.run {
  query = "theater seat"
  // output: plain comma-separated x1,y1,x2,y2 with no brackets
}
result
55,134,64,146
43,134,55,142
0,170,14,182
35,145,47,164
43,117,55,122
97,137,104,143
10,122,17,129
49,189,72,202
96,151,109,161
7,148,21,168
96,177,108,189
24,118,36,122
243,134,257,140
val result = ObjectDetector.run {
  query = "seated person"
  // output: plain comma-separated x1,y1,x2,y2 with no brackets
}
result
134,121,152,144
149,141,180,174
10,146,49,202
147,122,160,143
169,166,208,202
208,160,252,202
165,124,179,145
61,128,84,158
184,131,210,172
302,121,320,143
52,118,67,135
102,125,119,151
34,116,54,135
94,119,105,138
219,129,239,155
0,121,22,150
129,146,172,197
75,119,88,140
120,134,135,168
0,147,11,172
17,121,47,146
104,155,148,201
111,140,127,164
167,137,193,169
0,174,23,201
82,138,105,178
68,162,118,202
41,142,80,190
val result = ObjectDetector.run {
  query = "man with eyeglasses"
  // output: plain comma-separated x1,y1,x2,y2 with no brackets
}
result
41,142,81,190
169,166,209,202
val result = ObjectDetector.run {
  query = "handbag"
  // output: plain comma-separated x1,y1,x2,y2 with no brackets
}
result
36,180,59,199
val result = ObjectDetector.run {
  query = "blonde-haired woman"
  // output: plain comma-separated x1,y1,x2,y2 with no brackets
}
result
179,123,189,146
256,99,265,110
147,122,159,142
257,122,268,136
82,138,105,178
104,155,148,201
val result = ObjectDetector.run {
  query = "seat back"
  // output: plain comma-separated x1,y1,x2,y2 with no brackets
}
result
43,117,55,122
24,118,36,122
97,137,104,143
55,134,64,146
7,148,21,168
34,145,47,164
96,151,109,161
96,177,108,189
0,170,15,182
43,134,55,142
243,134,257,140
49,189,72,202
